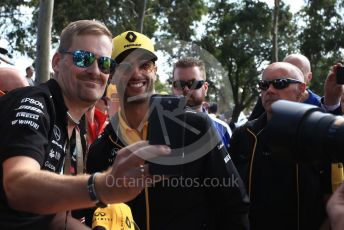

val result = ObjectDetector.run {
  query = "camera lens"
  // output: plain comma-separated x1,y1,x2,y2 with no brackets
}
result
266,100,344,163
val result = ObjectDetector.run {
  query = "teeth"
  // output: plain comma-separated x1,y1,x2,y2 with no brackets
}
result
129,82,144,88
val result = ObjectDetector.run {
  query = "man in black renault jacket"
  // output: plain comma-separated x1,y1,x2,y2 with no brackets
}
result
86,31,249,230
230,62,333,230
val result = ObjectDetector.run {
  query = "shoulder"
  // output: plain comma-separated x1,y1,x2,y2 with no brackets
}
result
209,114,231,129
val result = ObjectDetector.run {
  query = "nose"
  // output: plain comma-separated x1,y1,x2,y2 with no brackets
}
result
182,85,191,94
86,60,101,76
265,82,276,92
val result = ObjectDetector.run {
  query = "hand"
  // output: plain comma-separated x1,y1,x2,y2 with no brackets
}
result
327,182,344,230
324,64,344,106
98,141,171,204
49,212,91,230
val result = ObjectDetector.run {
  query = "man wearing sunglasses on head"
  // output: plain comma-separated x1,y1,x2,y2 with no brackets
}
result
86,33,249,229
0,20,171,230
0,67,29,96
172,57,232,152
229,62,331,229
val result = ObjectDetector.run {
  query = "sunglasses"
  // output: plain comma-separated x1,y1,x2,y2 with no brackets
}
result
61,50,116,74
258,78,302,91
172,80,205,90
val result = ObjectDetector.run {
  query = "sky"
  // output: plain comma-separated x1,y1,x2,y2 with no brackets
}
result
7,0,305,77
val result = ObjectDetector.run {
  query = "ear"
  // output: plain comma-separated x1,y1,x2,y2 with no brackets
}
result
51,52,61,73
306,72,312,84
297,83,307,101
203,81,208,94
299,82,306,93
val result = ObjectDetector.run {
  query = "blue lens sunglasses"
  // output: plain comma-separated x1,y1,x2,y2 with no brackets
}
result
61,50,116,74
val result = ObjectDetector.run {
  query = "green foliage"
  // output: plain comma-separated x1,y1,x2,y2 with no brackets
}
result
298,0,344,95
2,0,344,119
152,0,207,40
200,1,270,121
154,75,169,94
0,0,33,55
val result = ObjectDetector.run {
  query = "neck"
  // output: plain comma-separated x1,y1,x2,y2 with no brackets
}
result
187,104,202,112
122,101,149,129
63,96,93,124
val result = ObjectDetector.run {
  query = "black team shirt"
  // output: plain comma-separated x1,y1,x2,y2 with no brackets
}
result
0,79,69,229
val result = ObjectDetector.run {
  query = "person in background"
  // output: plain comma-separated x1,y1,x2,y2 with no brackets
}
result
172,57,232,150
248,54,342,120
230,62,330,229
0,67,29,95
25,65,35,86
283,54,321,106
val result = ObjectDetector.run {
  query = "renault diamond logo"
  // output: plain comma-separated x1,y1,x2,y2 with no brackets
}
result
125,32,137,42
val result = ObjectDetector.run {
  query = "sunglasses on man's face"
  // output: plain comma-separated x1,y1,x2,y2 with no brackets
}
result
172,80,205,90
258,78,302,91
61,50,116,74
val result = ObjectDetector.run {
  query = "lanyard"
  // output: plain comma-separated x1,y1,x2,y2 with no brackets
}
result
64,127,84,175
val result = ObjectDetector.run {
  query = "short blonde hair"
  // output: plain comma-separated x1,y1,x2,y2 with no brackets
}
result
173,57,206,80
58,20,112,52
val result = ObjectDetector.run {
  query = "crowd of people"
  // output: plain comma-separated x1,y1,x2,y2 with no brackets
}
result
0,19,344,230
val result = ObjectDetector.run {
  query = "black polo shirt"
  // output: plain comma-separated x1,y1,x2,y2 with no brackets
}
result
0,79,69,229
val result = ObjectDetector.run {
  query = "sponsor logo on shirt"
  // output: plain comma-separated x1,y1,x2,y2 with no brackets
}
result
15,111,40,120
21,97,44,109
15,105,43,114
224,154,231,163
53,125,61,141
11,119,39,129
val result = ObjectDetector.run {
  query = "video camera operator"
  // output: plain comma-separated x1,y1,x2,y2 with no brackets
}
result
230,62,331,229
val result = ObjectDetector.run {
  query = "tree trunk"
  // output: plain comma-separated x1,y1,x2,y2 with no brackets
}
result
135,0,147,33
272,0,280,62
231,104,243,123
35,0,54,83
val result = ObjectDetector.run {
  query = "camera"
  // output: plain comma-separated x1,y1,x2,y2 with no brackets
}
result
266,100,344,163
336,66,344,84
147,94,221,175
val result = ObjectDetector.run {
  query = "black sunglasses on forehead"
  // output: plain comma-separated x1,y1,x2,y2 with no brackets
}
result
172,80,205,90
61,50,116,74
258,78,302,91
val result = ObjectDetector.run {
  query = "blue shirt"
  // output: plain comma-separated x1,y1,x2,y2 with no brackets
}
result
304,89,321,107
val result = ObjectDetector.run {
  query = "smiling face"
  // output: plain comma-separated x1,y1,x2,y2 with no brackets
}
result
52,34,112,107
261,62,306,119
113,49,157,105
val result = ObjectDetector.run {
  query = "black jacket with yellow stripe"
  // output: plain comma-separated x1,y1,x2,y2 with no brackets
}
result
87,111,250,230
230,113,329,230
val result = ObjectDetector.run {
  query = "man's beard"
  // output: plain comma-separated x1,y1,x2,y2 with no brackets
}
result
186,95,204,110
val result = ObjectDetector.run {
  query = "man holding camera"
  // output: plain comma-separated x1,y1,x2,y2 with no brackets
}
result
230,62,329,229
86,31,249,230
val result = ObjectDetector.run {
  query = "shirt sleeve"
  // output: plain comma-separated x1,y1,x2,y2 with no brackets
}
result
0,91,53,166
